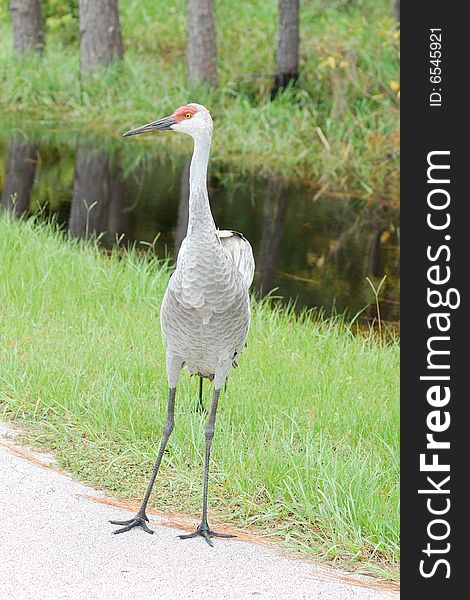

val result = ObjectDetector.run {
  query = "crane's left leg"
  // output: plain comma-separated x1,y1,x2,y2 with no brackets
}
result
179,385,236,546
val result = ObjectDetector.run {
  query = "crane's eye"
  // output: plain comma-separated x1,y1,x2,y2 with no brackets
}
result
184,112,192,119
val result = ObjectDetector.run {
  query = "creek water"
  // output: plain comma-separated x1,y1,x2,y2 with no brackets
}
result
0,128,399,323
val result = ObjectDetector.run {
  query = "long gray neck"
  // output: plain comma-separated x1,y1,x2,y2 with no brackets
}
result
187,133,216,236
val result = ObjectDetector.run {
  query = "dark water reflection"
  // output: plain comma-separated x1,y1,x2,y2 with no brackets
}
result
69,143,130,245
0,130,399,322
1,135,39,216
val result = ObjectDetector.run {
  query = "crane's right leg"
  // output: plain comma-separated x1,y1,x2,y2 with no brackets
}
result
110,386,176,534
110,356,182,535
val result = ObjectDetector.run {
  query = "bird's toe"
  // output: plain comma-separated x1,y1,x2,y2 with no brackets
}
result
178,523,236,546
110,512,153,535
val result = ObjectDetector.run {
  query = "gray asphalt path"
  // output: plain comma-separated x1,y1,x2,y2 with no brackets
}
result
0,423,398,600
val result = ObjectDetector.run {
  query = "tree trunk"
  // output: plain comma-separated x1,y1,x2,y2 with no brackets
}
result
187,0,218,86
330,65,348,120
272,0,299,96
78,0,123,74
393,0,400,21
1,137,38,216
9,0,44,55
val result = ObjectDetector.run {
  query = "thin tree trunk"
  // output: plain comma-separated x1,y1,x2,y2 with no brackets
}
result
78,0,123,74
9,0,44,55
187,0,218,86
330,66,348,120
393,0,400,21
1,137,38,216
272,0,299,96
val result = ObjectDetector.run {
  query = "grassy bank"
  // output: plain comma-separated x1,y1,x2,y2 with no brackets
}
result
0,0,399,195
0,214,399,578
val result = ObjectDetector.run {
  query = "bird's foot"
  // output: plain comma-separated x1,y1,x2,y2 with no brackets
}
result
110,509,153,535
178,521,236,547
195,400,207,415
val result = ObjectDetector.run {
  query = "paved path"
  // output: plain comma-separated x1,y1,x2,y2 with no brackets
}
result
0,423,398,600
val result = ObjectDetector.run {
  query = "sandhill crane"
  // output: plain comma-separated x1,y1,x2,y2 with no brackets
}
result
110,104,254,546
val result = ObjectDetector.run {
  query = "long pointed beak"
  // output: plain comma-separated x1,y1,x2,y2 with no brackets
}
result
122,116,176,137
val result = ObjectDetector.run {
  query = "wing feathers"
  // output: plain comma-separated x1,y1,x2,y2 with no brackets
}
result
217,230,255,289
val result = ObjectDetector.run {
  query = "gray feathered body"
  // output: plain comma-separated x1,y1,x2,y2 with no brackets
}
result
161,227,252,382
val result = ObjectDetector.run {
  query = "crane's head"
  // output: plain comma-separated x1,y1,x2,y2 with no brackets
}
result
123,103,213,140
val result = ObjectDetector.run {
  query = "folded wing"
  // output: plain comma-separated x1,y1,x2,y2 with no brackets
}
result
217,230,255,289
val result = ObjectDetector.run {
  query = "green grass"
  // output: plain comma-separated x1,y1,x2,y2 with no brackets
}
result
0,0,399,196
0,214,399,579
